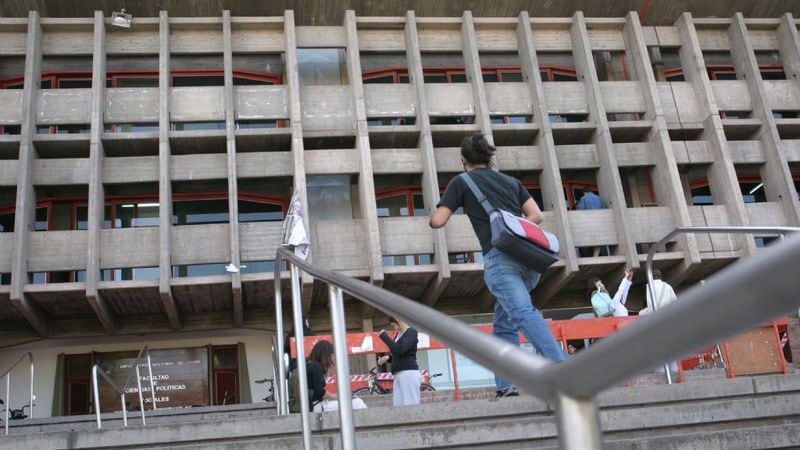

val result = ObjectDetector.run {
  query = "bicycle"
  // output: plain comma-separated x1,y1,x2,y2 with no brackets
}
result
255,378,275,403
352,367,441,397
0,399,34,420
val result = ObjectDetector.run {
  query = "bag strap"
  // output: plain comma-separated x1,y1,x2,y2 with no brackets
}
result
458,172,495,215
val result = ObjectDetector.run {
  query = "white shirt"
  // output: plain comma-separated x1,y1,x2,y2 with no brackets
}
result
610,278,632,317
646,279,678,311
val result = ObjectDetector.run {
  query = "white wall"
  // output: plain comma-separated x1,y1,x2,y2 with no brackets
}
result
0,329,276,418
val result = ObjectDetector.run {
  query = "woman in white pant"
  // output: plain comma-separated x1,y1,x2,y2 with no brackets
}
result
378,317,421,406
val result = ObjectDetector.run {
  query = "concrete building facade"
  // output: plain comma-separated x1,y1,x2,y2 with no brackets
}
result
1,7,800,416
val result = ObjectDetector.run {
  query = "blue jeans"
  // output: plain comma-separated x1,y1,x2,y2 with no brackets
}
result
484,248,567,392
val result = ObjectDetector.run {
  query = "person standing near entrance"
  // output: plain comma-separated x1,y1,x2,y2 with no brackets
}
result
378,316,421,406
430,132,567,398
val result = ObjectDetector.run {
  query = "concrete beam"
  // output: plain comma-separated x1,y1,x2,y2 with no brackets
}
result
676,13,756,257
284,11,316,296
517,11,580,275
729,13,800,226
84,11,116,334
344,10,384,285
623,12,701,271
406,11,451,306
461,11,494,144
534,267,576,307
223,11,244,327
9,11,48,337
158,11,181,330
571,11,639,268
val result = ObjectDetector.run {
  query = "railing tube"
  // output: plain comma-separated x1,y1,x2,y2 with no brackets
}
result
135,366,146,425
556,394,602,450
1,351,35,435
28,357,33,420
273,255,287,415
4,371,9,435
290,263,312,450
121,393,128,427
146,352,156,410
92,365,102,429
329,285,356,450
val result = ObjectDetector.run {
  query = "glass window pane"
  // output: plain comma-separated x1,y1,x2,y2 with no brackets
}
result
238,200,283,222
173,76,224,87
173,199,229,225
501,72,523,82
376,194,409,217
307,175,352,221
58,79,91,89
115,77,158,88
76,206,88,230
0,212,14,233
35,207,48,231
297,49,345,86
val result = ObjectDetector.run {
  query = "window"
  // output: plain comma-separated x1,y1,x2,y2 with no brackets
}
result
376,186,430,266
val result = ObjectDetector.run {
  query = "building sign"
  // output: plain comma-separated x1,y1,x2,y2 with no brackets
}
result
95,347,209,412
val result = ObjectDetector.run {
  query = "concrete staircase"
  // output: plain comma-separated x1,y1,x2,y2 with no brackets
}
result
2,371,800,449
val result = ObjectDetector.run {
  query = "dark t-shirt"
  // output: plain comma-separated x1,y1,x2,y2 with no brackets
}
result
306,361,327,402
437,168,531,254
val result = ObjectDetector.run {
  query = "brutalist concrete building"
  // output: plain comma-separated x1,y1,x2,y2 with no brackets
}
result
0,1,799,416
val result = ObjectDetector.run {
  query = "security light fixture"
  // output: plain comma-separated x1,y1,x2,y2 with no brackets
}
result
111,9,132,28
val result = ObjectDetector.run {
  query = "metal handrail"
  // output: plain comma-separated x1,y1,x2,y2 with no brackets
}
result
1,351,34,435
645,226,800,383
91,344,157,429
275,232,800,449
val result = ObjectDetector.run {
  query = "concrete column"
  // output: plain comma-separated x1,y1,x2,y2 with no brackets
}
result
344,10,384,285
729,13,800,226
461,12,494,144
404,11,451,307
571,12,638,268
283,11,315,311
223,11,244,327
10,11,48,337
623,12,701,274
85,11,116,333
675,13,756,257
158,11,181,330
516,11,579,305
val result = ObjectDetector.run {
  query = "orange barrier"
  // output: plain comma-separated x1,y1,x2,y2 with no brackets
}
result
290,316,790,395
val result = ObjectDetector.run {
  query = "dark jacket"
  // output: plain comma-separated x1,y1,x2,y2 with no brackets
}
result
379,327,419,373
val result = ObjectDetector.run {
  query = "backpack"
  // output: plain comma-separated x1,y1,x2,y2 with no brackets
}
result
288,367,317,413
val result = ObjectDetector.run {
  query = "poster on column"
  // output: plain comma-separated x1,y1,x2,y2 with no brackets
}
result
95,347,209,412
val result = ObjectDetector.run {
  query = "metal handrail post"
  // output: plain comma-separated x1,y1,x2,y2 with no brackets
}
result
289,263,312,450
29,357,33,421
92,365,129,429
556,393,602,450
273,254,287,415
135,366,146,425
1,351,35,435
329,285,356,450
146,352,156,410
4,371,9,435
645,226,800,383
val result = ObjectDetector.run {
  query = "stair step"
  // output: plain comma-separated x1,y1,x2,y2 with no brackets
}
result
1,372,798,449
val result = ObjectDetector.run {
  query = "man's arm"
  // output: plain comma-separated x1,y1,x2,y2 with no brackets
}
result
521,198,543,224
430,205,454,228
